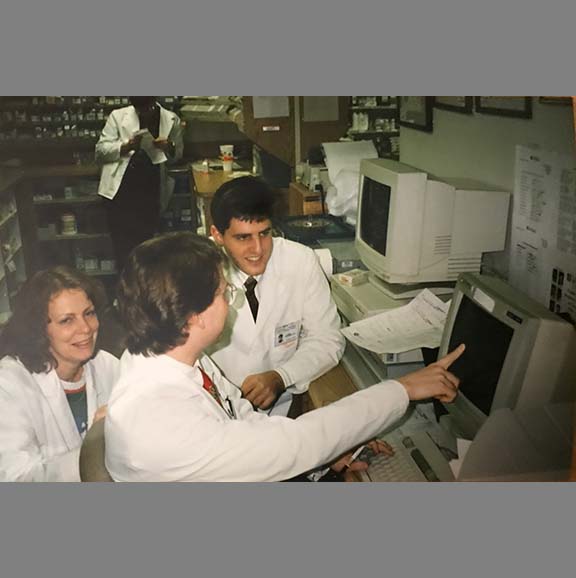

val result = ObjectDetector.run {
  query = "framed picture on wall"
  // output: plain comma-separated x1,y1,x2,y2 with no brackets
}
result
434,96,473,114
539,97,572,106
399,96,433,132
475,97,532,118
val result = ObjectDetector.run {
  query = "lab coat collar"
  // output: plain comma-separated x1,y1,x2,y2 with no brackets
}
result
34,364,98,450
153,354,231,418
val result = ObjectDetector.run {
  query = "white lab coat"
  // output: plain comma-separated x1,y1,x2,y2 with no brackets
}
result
0,351,120,482
105,352,409,482
208,237,346,415
95,104,183,209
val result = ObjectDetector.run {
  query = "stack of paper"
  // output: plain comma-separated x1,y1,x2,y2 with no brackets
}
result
340,289,450,355
133,129,167,165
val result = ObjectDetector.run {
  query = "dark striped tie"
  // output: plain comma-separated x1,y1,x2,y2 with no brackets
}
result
244,276,259,322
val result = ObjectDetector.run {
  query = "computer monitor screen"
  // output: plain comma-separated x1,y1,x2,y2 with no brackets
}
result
439,272,575,440
447,295,514,415
358,175,391,257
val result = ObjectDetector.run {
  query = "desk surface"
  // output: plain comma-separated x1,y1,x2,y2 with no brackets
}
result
192,169,236,197
306,363,362,482
192,165,253,197
307,363,358,409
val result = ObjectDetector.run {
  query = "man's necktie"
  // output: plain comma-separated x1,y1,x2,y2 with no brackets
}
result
244,276,259,322
199,368,224,408
199,367,235,419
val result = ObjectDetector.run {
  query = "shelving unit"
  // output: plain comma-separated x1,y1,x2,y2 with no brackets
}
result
0,182,26,323
347,96,400,159
16,167,118,292
0,96,182,161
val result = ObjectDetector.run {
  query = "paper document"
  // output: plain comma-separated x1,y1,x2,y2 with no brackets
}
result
449,438,473,479
134,129,167,165
341,289,450,354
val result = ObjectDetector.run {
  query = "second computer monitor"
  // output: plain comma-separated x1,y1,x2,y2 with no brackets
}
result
438,272,575,440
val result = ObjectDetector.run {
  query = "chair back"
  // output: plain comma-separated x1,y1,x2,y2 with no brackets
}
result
79,418,114,482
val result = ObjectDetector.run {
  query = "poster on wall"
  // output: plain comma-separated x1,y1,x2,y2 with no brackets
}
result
509,145,576,323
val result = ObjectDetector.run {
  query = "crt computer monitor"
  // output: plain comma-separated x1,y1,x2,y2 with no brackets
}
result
437,272,575,440
355,158,510,287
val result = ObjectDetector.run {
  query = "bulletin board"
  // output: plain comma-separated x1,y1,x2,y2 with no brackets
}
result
509,145,576,323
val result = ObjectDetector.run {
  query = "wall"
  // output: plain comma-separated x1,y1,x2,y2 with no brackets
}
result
399,99,574,189
399,98,575,277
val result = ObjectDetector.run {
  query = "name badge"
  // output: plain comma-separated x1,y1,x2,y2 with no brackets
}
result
274,321,299,348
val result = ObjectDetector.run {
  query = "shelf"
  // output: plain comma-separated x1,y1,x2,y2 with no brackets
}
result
348,130,399,136
0,210,17,229
34,196,101,206
0,137,98,151
40,232,109,241
26,164,100,178
4,243,23,262
0,119,106,129
0,101,125,113
1,99,180,116
350,106,397,111
83,270,117,277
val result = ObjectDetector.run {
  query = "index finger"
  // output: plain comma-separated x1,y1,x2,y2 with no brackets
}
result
436,343,465,370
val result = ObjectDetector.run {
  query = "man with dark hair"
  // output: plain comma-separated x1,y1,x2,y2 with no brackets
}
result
208,176,345,416
105,231,464,482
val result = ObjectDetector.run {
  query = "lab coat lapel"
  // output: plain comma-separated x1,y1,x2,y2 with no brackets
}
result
252,248,289,337
83,362,99,429
227,266,259,348
35,370,81,451
121,106,140,136
158,106,172,139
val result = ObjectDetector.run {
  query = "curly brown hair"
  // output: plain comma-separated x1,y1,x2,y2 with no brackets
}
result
0,266,107,373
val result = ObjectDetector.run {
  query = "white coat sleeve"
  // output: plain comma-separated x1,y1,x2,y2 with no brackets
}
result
109,375,409,482
167,114,184,163
94,111,123,164
275,251,345,394
0,385,80,482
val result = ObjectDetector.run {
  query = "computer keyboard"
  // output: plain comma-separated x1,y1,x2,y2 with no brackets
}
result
358,430,455,482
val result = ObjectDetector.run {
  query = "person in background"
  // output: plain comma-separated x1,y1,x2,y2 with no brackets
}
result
208,176,345,417
0,267,120,481
105,232,464,482
95,96,183,271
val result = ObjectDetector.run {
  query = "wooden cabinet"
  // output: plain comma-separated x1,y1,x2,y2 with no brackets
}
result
288,181,326,216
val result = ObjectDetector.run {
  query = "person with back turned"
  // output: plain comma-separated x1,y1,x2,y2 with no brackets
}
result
104,231,465,482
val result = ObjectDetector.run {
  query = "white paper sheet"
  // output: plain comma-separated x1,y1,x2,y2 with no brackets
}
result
341,289,450,354
509,146,576,322
449,438,473,478
322,140,377,225
134,129,167,165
